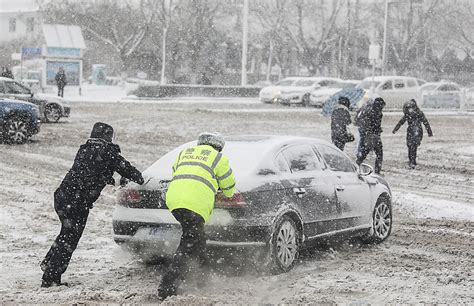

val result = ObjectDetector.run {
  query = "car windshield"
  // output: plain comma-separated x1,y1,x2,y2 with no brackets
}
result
294,79,316,87
420,84,438,92
329,82,357,89
275,79,296,86
359,80,380,89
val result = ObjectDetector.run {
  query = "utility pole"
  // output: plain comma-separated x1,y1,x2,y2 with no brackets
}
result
381,0,389,75
241,0,249,86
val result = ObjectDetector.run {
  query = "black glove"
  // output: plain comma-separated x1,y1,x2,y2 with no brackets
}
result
119,177,129,186
107,176,115,186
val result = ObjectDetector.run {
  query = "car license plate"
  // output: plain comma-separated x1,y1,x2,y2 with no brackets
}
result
148,227,181,241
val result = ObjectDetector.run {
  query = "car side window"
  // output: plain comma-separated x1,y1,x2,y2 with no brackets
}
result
282,145,321,173
316,145,356,172
394,80,405,89
407,79,417,87
275,153,290,173
381,81,392,90
5,81,30,94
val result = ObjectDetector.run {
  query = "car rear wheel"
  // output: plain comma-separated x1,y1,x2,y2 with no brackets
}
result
361,198,392,244
44,104,61,123
3,116,29,144
269,215,300,273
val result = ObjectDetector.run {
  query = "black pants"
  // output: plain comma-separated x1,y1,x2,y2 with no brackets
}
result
42,190,89,282
332,137,345,151
356,134,383,174
158,208,206,298
408,144,418,166
58,87,64,97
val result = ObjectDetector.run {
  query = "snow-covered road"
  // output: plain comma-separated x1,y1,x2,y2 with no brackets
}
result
1,99,472,303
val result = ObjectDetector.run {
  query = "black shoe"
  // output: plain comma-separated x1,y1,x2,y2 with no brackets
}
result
409,163,416,169
157,286,176,301
40,259,48,272
41,278,68,288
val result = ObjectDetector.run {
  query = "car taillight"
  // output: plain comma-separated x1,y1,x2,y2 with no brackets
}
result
118,189,142,205
215,192,247,208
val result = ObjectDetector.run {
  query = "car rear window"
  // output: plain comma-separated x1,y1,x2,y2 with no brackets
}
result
275,79,296,86
294,79,316,87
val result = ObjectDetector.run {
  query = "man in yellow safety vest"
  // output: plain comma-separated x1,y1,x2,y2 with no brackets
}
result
158,132,235,300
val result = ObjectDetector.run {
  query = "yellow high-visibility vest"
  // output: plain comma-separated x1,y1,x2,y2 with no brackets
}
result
165,144,235,222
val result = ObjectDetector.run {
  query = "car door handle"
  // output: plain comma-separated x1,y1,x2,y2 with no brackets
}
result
336,185,345,191
293,187,306,197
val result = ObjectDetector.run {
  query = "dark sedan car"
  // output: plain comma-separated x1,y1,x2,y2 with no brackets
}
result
113,135,392,272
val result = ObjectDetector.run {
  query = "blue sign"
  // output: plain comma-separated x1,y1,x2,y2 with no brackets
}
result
21,47,42,58
47,47,81,57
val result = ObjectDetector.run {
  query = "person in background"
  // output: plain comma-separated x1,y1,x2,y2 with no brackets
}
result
40,122,144,288
331,96,354,151
392,99,433,169
355,97,386,174
55,67,67,97
158,132,235,301
1,66,14,79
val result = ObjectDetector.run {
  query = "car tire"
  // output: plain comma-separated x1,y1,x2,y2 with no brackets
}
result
361,197,392,244
3,115,29,144
268,215,300,273
44,104,62,123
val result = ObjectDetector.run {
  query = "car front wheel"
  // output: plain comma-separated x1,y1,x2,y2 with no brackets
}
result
362,198,392,244
269,215,300,273
3,116,29,144
44,104,61,123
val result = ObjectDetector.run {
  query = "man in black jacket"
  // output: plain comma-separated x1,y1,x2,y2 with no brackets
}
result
331,96,354,151
40,122,144,287
355,97,385,174
55,67,67,97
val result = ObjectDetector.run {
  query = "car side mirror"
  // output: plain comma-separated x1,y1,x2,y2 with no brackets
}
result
358,163,373,176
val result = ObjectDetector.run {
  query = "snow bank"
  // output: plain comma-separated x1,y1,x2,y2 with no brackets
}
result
392,191,473,221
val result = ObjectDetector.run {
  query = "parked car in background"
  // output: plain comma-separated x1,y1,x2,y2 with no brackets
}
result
420,82,461,108
309,80,360,107
0,77,70,123
0,97,41,144
259,77,302,104
113,135,393,272
260,77,342,106
358,76,424,109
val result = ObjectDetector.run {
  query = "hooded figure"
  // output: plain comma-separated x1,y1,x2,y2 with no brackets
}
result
355,97,386,174
331,96,354,151
55,67,67,97
40,122,144,288
392,99,433,169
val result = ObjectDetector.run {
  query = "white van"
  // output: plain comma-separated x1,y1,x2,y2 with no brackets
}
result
358,76,425,109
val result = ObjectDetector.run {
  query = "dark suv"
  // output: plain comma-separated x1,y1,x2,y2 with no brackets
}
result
0,97,41,144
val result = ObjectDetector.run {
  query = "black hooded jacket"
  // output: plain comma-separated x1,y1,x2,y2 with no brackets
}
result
58,124,143,208
393,102,433,146
331,104,352,140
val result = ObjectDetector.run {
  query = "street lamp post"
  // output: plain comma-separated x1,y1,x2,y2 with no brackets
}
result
381,0,390,76
241,0,249,86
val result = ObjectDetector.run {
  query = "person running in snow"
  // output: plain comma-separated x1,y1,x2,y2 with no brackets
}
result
331,96,354,151
392,99,433,169
355,97,386,174
40,122,144,288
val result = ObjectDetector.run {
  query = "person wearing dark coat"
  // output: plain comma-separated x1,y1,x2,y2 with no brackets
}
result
355,97,386,174
392,99,433,169
40,122,144,288
1,66,14,79
331,96,354,151
55,67,67,97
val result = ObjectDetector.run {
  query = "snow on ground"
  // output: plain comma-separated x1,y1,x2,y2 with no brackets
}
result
1,96,473,303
